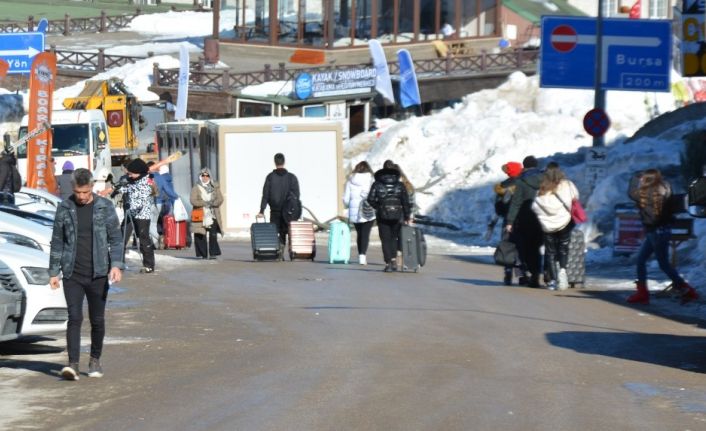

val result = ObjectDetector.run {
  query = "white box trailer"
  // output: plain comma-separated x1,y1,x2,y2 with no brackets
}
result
206,117,344,233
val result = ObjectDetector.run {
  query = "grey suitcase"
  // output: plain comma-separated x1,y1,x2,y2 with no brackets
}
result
400,225,427,272
251,218,282,261
566,228,586,287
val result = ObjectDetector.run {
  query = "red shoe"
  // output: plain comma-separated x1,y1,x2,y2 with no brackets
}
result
627,280,649,305
679,282,699,305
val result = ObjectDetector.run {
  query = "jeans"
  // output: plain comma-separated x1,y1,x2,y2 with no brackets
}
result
195,220,221,258
63,274,108,363
123,217,155,270
354,220,374,255
636,228,684,285
377,219,402,263
544,222,573,282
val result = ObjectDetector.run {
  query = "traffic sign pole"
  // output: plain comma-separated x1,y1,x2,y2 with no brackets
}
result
593,0,606,147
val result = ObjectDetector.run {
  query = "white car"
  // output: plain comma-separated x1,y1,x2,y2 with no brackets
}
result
0,242,67,339
0,211,52,253
15,187,60,218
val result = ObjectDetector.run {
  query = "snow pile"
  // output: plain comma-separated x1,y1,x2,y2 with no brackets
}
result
126,10,235,37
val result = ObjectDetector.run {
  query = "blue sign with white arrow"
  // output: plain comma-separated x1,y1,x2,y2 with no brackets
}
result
540,16,672,91
0,32,45,74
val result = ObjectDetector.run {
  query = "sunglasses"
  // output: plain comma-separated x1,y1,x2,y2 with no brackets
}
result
200,173,210,177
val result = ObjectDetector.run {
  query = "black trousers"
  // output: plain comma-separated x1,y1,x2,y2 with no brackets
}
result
377,219,402,263
63,273,108,363
194,221,221,258
354,220,375,255
270,210,288,245
544,222,574,282
123,217,155,270
515,225,543,280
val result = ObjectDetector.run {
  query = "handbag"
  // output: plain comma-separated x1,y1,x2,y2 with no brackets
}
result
555,185,587,224
358,198,375,220
191,207,204,223
493,239,517,266
173,198,188,222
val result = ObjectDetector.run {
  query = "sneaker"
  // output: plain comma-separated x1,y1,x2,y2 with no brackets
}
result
517,276,529,286
88,357,103,378
61,363,80,381
558,269,569,290
140,267,154,274
359,254,367,265
383,263,392,273
546,280,557,291
391,260,397,272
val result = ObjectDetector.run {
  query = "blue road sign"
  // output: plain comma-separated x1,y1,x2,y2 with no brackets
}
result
540,17,672,92
0,32,45,74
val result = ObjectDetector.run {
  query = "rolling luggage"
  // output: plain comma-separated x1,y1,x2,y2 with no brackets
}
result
162,214,186,250
289,221,316,261
400,225,427,272
251,217,282,261
566,228,586,287
328,220,351,264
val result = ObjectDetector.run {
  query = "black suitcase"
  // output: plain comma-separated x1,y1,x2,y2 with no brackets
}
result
251,219,282,261
566,228,586,287
400,225,427,272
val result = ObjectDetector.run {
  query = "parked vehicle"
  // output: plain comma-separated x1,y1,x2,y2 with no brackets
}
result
0,257,23,342
0,241,67,339
0,211,52,252
17,186,61,208
0,205,54,227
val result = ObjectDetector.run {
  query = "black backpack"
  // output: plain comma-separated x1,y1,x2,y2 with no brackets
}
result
379,187,403,221
282,174,302,223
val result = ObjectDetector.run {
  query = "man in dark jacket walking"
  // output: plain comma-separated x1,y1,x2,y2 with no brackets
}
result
367,165,411,272
56,160,74,200
505,156,543,287
257,153,300,246
49,168,124,381
0,150,21,205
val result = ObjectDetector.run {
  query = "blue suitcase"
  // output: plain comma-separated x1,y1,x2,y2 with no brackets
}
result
328,220,351,264
251,218,282,261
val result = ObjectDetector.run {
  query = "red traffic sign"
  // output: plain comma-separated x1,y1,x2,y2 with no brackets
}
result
551,25,578,53
583,108,610,137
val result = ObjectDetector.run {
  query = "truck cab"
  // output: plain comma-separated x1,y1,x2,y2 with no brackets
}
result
17,109,112,181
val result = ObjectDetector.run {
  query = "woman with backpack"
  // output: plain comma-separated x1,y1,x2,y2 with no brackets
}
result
367,163,412,272
627,169,698,304
531,162,578,290
343,161,376,265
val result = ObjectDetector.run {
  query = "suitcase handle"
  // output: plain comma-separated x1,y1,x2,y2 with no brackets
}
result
256,214,267,223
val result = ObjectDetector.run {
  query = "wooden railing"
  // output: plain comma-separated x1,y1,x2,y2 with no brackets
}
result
0,10,144,35
50,46,201,73
152,48,540,92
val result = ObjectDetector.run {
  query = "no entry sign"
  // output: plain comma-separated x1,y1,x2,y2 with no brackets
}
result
583,108,610,137
551,25,578,53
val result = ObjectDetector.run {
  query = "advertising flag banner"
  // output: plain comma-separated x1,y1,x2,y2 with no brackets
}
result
397,49,421,108
26,51,57,193
368,40,395,104
175,44,190,121
0,59,8,79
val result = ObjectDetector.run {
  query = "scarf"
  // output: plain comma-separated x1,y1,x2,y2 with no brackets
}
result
198,181,214,228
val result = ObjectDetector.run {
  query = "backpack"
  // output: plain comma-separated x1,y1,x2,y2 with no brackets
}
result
282,173,302,223
379,188,403,221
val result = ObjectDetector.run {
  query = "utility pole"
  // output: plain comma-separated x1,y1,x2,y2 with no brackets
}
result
593,0,606,147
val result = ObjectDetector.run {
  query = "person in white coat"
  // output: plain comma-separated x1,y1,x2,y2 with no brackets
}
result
343,161,376,265
531,162,579,290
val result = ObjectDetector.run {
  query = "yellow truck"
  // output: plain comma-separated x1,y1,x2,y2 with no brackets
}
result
62,77,145,166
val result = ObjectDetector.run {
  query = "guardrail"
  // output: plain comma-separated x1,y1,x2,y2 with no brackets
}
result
49,46,201,73
152,48,540,92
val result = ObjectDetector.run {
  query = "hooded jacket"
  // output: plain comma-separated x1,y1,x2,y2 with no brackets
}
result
49,194,125,279
190,168,224,235
367,168,411,222
532,179,579,233
343,172,375,223
506,167,542,229
260,168,299,213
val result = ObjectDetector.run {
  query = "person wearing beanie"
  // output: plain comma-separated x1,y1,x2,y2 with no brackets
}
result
505,155,544,288
488,162,528,285
57,160,75,201
121,158,155,273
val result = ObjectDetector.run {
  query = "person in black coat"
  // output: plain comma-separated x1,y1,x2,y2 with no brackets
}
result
0,151,21,205
505,156,544,287
257,153,300,246
367,165,411,272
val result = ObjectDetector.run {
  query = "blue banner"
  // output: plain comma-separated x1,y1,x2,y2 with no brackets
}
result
397,49,421,108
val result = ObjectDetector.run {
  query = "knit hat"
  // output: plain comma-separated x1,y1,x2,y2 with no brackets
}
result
62,161,74,171
522,155,538,169
504,162,522,178
127,158,148,175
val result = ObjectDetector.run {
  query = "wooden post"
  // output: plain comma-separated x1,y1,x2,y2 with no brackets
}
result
100,11,107,32
153,63,160,86
264,64,272,81
278,62,286,80
64,14,70,36
221,69,230,90
49,44,57,54
147,51,154,58
28,16,34,32
98,48,106,71
445,51,452,74
480,49,487,70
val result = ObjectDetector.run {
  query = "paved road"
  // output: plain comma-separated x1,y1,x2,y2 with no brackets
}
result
2,239,706,431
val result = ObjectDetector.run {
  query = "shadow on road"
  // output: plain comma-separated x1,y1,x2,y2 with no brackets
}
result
0,359,63,378
0,337,63,356
440,277,505,287
546,331,706,373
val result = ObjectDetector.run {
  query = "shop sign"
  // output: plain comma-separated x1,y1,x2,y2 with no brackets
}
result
296,68,376,99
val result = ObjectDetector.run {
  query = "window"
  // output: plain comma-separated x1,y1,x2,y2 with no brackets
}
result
238,101,274,117
303,105,327,117
17,124,89,158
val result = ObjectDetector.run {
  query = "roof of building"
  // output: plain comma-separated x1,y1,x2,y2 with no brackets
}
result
503,0,588,23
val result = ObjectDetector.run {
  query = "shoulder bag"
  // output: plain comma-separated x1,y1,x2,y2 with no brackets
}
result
555,185,587,224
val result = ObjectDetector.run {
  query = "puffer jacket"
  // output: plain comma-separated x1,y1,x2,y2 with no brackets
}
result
532,179,579,233
367,168,411,222
343,172,375,223
49,194,125,279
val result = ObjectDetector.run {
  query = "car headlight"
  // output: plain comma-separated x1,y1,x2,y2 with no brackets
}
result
21,267,51,285
0,232,43,251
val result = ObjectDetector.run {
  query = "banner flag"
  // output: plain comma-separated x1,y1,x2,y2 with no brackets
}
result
175,44,190,121
27,51,57,193
368,40,395,104
397,49,421,108
0,59,7,80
